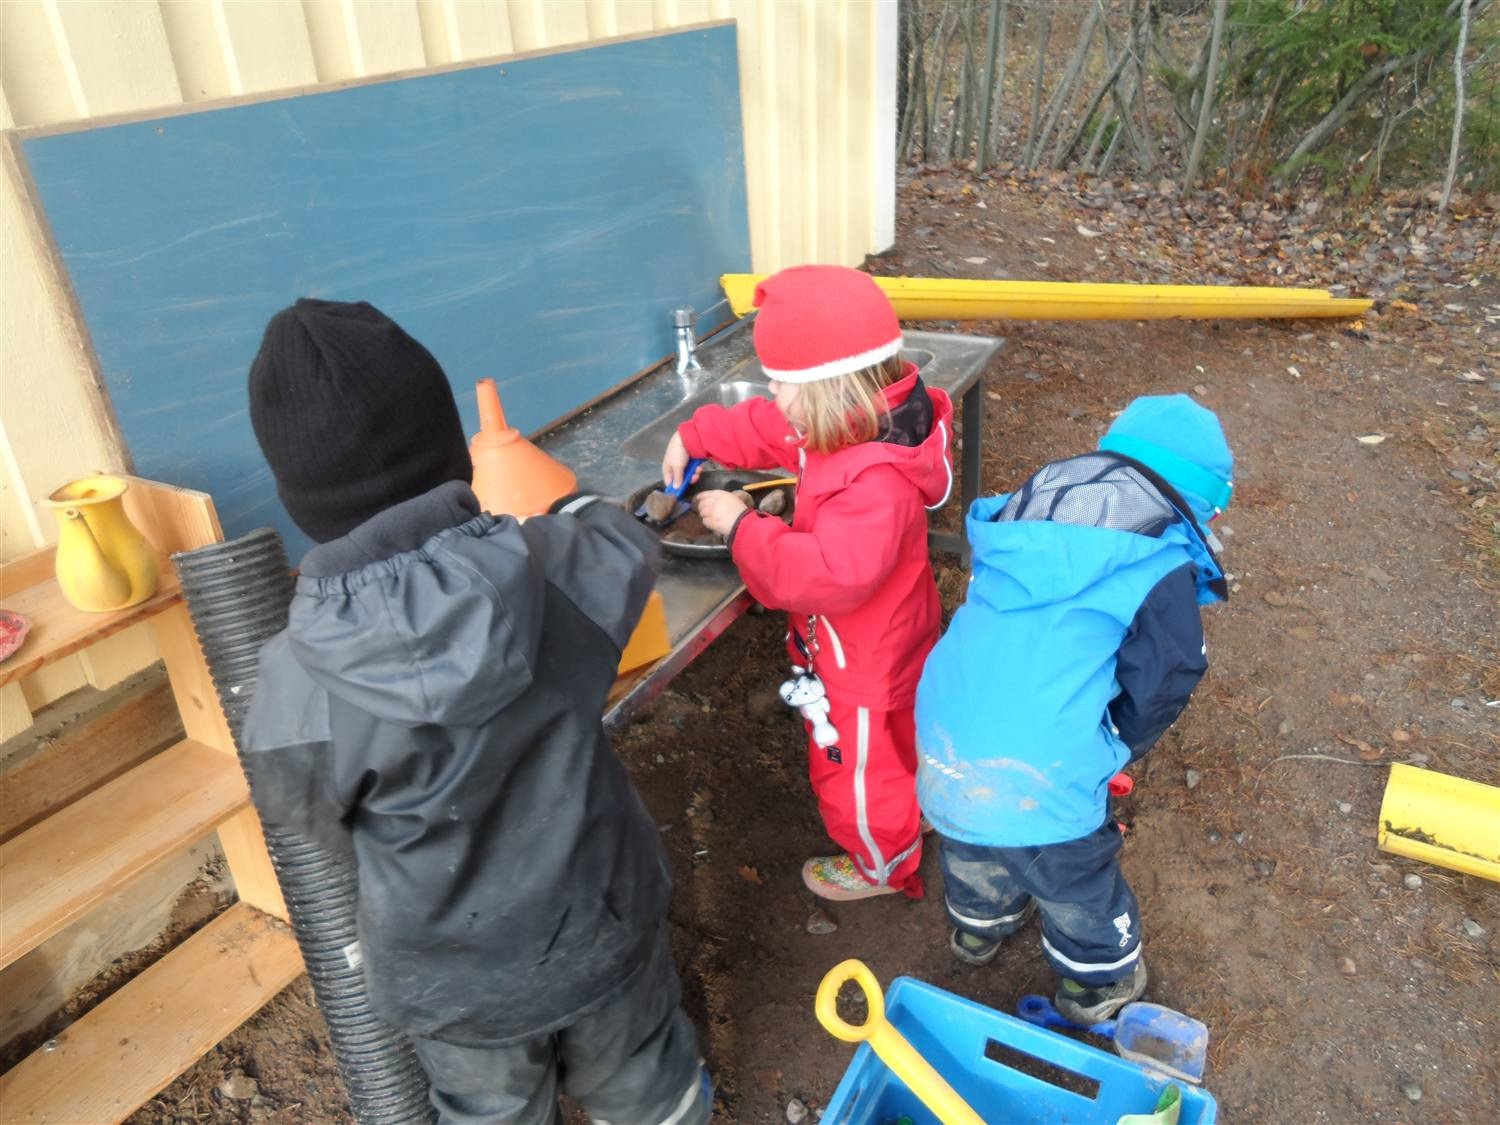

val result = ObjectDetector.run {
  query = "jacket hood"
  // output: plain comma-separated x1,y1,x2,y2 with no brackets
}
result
1098,394,1233,524
287,482,543,727
802,368,955,508
966,489,1226,609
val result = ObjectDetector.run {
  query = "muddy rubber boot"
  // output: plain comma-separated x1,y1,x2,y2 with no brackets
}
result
1054,959,1149,1025
949,900,1036,966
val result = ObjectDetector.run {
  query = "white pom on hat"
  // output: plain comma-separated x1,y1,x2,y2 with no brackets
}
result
753,265,903,384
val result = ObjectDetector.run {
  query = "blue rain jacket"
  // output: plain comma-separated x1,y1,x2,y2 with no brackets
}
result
916,467,1225,847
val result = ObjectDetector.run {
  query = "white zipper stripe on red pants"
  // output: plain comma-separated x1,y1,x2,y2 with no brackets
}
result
851,706,889,885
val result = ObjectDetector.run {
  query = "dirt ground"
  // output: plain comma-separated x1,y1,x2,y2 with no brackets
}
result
122,174,1497,1123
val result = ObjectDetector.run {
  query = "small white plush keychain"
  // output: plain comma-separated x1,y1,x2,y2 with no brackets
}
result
779,665,840,747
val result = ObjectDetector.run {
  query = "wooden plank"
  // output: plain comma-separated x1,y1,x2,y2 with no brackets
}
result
0,902,303,1124
0,678,182,843
0,738,249,968
0,561,180,690
16,26,749,555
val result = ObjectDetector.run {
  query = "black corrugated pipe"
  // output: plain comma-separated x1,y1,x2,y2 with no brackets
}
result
173,528,435,1124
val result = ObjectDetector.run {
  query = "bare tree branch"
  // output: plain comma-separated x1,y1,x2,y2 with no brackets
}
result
1440,0,1473,209
1184,0,1228,189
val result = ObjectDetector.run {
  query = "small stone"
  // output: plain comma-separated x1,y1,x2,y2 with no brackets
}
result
730,489,755,509
1255,860,1276,877
1402,1082,1423,1103
787,1098,810,1124
1363,565,1395,586
1024,371,1044,382
1408,752,1430,765
805,908,839,935
1206,830,1221,843
1338,801,1353,815
1340,957,1357,976
758,488,789,517
219,1073,259,1101
1185,769,1202,790
1233,832,1247,846
1404,873,1423,890
1450,469,1472,482
1278,718,1295,737
642,490,676,523
1193,384,1208,396
1462,918,1486,938
1451,697,1469,710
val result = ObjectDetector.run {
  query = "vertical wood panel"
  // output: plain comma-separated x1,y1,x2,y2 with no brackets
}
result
43,0,183,114
0,1,88,124
219,0,319,91
301,0,355,79
869,0,897,251
844,0,875,264
611,0,654,35
505,0,548,51
156,1,235,101
343,0,427,75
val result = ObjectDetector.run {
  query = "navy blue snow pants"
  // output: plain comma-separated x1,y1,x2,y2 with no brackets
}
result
939,820,1142,986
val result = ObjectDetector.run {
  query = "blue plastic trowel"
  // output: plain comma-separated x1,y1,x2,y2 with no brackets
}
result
1017,994,1210,1085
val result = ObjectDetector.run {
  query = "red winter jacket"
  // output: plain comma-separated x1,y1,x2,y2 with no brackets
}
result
678,367,954,710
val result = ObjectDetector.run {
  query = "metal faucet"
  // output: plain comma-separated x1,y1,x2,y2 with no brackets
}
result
673,306,703,376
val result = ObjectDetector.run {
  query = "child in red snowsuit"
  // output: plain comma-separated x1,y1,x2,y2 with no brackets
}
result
662,265,953,901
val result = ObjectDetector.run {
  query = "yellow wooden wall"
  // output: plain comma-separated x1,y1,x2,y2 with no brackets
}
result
0,0,897,728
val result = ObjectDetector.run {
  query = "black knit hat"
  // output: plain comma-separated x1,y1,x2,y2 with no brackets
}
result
248,299,471,543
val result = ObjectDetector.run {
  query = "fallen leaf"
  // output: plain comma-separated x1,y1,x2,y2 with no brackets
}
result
1076,224,1103,238
737,865,765,885
1356,434,1387,445
1457,370,1487,383
1337,733,1382,760
1391,730,1411,743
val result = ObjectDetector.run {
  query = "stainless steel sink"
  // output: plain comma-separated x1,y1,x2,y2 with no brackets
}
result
617,348,936,460
620,378,770,458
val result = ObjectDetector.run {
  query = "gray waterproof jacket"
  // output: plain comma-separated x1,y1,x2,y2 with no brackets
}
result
242,481,670,1046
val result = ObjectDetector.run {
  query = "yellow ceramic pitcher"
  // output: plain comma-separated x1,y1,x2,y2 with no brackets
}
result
46,475,158,612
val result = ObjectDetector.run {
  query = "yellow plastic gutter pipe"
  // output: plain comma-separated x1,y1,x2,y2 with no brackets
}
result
1379,763,1500,883
721,274,1372,322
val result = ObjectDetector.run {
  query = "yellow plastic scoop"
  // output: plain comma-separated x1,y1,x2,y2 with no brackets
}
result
816,960,985,1125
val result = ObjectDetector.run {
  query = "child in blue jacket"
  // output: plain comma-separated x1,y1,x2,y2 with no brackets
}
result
915,394,1232,1024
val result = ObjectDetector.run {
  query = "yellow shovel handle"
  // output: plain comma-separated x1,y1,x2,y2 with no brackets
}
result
815,960,985,1125
743,477,797,492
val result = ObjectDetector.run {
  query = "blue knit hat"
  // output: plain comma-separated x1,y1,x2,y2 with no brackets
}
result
1098,394,1234,523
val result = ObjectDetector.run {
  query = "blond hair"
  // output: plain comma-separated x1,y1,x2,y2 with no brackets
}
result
794,354,906,454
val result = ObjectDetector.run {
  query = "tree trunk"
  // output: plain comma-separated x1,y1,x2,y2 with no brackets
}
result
1440,0,1472,210
1054,23,1133,166
928,4,960,163
1026,3,1055,163
976,0,1009,170
1028,1,1101,169
1183,0,1227,190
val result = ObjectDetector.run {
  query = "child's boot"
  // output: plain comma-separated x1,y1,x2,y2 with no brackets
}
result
1054,959,1148,1024
948,900,1036,966
801,854,902,901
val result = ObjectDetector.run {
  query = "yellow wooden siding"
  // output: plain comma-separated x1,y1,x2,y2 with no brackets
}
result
0,0,894,715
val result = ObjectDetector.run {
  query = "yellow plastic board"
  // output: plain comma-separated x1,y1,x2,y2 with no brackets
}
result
721,274,1372,322
1379,763,1500,883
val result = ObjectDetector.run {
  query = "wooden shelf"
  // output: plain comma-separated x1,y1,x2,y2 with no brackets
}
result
0,551,181,689
0,738,250,969
0,902,303,1123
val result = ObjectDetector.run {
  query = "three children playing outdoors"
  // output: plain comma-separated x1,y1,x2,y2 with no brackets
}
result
243,266,1232,1122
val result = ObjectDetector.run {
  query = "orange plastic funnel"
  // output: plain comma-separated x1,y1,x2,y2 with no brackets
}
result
469,379,578,518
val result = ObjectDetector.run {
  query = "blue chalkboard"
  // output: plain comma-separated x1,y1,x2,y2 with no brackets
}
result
21,26,749,552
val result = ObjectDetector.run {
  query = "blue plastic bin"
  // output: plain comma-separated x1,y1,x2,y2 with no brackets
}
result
823,977,1217,1124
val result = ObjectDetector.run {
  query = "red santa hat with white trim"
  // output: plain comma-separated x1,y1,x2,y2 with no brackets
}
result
752,265,903,384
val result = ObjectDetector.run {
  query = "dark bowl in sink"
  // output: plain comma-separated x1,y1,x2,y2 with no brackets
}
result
627,469,795,559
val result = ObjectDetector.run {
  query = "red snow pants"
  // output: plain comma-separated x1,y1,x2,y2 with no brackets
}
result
804,695,924,897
